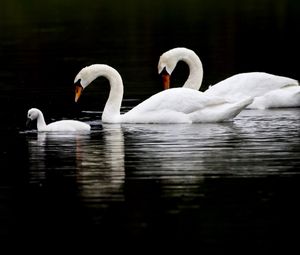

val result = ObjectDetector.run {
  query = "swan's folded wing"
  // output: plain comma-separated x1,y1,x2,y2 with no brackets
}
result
205,72,299,100
127,88,228,115
46,120,90,131
122,109,191,123
249,85,300,109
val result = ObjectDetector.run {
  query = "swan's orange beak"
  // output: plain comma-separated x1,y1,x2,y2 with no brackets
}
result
162,72,170,90
75,84,83,102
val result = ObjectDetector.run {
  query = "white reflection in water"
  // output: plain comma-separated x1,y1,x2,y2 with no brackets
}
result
26,126,125,204
76,124,125,203
121,109,300,178
118,109,300,199
25,109,300,203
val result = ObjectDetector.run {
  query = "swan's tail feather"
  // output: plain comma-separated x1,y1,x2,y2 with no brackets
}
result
218,97,253,120
233,96,254,110
189,97,253,123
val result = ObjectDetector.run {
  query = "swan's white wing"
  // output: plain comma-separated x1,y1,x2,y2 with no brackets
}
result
122,109,192,123
45,120,91,131
249,85,300,109
205,72,299,101
119,87,244,123
189,97,253,122
126,87,228,115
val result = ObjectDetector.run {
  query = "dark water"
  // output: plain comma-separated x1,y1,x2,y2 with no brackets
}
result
1,0,300,252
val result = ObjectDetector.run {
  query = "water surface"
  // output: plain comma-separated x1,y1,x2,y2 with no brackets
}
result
1,108,298,252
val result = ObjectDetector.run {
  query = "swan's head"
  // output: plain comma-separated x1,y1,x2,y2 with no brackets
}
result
74,65,95,102
27,108,40,121
158,51,178,75
74,64,118,102
158,47,195,89
157,48,182,89
157,50,179,90
26,108,41,127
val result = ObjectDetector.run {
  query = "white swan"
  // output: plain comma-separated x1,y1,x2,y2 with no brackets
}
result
27,108,91,131
158,47,300,109
74,64,252,123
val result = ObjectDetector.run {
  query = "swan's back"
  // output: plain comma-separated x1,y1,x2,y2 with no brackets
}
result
119,87,239,123
126,87,227,115
45,120,91,131
206,72,299,100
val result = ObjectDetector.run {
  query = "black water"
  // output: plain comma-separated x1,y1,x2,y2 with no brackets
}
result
1,0,300,253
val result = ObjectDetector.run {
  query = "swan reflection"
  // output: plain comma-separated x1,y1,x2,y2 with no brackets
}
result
118,122,234,205
76,124,125,203
25,108,300,209
26,126,125,204
121,109,300,180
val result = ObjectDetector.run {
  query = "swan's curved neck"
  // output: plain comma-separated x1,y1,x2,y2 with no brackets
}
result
87,65,124,123
36,110,47,130
179,51,203,90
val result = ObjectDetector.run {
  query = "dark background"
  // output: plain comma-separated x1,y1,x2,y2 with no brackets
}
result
0,0,299,130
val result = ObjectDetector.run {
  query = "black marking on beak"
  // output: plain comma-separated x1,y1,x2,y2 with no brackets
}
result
160,67,170,75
